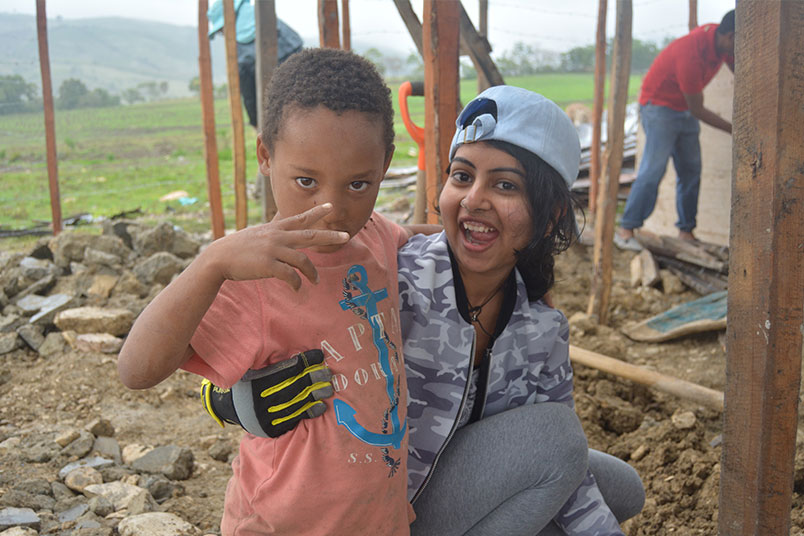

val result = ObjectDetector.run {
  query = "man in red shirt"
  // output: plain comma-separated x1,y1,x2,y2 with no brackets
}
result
615,10,735,251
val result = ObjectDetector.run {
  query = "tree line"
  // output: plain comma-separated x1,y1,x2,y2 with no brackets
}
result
0,75,172,115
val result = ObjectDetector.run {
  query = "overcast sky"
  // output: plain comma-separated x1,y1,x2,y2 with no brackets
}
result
3,0,736,55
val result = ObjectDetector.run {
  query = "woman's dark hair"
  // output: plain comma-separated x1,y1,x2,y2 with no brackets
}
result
448,139,581,302
260,48,394,158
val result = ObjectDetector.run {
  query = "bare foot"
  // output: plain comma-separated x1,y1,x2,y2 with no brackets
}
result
678,230,697,242
618,228,635,240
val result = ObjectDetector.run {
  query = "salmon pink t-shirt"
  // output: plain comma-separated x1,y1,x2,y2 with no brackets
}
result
185,212,413,535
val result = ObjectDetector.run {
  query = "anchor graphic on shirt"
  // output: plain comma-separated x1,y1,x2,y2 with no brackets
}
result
334,264,405,449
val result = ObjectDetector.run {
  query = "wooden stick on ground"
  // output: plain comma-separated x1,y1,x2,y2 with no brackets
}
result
569,345,724,411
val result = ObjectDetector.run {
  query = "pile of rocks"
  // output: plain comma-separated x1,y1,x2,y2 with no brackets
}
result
0,220,203,359
0,416,229,535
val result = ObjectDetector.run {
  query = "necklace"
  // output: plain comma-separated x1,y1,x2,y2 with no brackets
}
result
466,278,507,331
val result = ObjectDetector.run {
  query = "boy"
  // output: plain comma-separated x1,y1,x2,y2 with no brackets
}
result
118,48,413,535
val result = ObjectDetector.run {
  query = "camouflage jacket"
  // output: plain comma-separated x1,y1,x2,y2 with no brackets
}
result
398,232,624,535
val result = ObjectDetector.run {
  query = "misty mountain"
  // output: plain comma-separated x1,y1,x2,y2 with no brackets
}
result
0,13,234,97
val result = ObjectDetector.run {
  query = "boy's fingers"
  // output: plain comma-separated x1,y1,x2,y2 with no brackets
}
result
278,249,319,285
280,203,334,230
286,229,350,248
271,261,303,291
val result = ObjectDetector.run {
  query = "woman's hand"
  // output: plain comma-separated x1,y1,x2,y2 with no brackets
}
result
204,203,350,290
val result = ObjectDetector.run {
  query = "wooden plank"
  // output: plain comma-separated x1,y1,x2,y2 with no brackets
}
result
457,3,504,88
393,0,423,57
589,0,607,213
476,0,490,93
318,0,340,49
587,0,632,324
223,0,248,230
688,0,698,31
198,0,225,239
719,2,804,534
341,0,351,51
570,345,724,411
35,0,62,236
422,0,460,225
255,0,278,222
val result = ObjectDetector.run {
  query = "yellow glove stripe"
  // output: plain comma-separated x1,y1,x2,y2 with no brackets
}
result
267,381,332,413
201,379,225,428
259,364,328,398
271,400,325,426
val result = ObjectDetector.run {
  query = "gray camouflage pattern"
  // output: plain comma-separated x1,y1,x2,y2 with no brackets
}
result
398,232,624,535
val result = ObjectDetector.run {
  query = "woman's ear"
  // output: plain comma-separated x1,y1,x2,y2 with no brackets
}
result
256,136,271,177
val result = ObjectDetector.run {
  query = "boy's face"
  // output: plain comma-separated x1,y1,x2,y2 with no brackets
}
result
258,105,393,253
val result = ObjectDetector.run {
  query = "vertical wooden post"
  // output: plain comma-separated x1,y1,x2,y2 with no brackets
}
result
476,0,490,93
422,0,460,224
223,0,248,230
35,0,61,236
318,0,340,49
341,0,351,51
688,0,698,31
719,2,804,534
198,0,225,240
587,0,631,324
589,0,607,214
255,0,278,222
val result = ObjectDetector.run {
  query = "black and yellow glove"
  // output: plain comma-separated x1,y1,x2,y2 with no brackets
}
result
201,350,333,438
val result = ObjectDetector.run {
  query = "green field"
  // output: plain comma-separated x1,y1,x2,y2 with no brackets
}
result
0,73,642,237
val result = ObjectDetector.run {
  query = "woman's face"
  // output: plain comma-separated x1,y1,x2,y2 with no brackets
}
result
440,142,534,280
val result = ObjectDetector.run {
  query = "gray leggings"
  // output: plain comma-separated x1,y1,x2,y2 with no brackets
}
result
409,403,645,536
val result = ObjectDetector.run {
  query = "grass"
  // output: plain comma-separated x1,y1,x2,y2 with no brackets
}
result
0,73,643,240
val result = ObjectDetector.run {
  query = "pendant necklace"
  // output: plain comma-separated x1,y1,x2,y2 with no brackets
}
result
466,278,507,336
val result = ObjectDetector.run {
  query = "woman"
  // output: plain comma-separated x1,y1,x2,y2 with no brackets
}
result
399,86,643,535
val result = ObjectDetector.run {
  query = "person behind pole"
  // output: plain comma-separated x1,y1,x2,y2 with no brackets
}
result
615,9,735,251
207,0,303,130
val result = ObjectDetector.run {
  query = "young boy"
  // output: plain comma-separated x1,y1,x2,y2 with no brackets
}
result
118,48,413,535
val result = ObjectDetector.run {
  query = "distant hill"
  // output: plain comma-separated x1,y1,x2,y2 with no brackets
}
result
0,13,234,97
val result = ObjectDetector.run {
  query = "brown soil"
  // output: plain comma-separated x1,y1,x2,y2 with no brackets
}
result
1,226,802,535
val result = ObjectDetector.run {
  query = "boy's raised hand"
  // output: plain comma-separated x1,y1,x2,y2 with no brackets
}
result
208,203,349,290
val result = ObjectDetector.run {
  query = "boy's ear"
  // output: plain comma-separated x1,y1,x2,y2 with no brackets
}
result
382,144,396,176
256,136,271,176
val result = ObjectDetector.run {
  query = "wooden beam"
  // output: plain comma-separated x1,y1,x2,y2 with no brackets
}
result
719,2,804,534
423,0,460,224
318,0,340,49
688,0,698,31
589,0,607,213
457,2,504,88
393,0,423,57
255,0,278,223
475,0,490,93
570,346,724,411
223,0,248,230
198,0,225,240
341,0,351,51
587,0,632,325
35,0,61,236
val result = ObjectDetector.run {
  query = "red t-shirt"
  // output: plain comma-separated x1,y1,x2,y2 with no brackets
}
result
639,23,734,111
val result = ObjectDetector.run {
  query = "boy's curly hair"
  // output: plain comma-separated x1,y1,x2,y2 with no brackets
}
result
261,48,394,158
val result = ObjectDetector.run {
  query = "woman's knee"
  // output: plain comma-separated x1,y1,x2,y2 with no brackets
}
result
537,403,589,479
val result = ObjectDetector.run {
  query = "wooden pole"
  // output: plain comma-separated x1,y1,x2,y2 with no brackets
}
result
569,346,724,411
422,0,460,225
35,0,61,236
255,0,278,222
688,0,698,31
198,0,225,240
341,0,351,51
587,0,631,325
476,0,490,93
589,0,607,214
318,0,340,49
223,0,248,230
719,2,804,534
458,3,504,88
393,0,423,57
